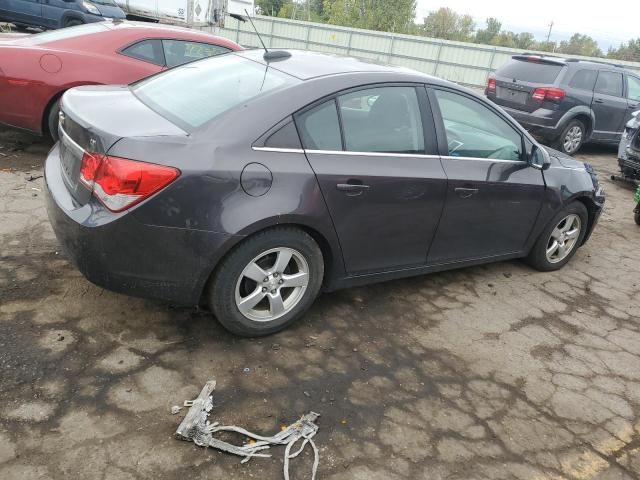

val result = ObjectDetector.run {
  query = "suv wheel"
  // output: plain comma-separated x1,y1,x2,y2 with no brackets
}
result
65,19,83,27
526,201,588,271
208,227,324,337
557,119,585,155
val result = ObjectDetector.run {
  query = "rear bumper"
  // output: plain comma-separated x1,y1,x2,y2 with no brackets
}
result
500,105,563,141
44,143,235,306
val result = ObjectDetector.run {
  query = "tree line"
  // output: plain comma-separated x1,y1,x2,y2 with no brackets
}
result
255,1,640,62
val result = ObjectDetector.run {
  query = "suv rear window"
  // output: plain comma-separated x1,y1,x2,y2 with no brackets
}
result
132,54,300,130
496,59,563,84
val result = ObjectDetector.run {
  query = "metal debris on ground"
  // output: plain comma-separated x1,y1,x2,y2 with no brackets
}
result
175,380,320,480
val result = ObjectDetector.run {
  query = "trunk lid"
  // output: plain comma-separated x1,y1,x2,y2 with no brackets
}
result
58,85,186,206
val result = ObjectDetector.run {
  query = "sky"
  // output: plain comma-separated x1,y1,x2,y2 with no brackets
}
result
415,0,638,50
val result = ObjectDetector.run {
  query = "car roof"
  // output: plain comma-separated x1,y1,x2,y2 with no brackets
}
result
236,48,438,82
512,54,626,71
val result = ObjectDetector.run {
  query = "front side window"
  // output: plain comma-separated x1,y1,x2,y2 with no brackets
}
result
337,87,424,154
627,76,640,102
595,71,624,97
121,39,164,65
132,54,299,130
162,40,230,68
434,89,522,160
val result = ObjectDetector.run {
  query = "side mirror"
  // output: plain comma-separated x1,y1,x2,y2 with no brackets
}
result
530,145,551,171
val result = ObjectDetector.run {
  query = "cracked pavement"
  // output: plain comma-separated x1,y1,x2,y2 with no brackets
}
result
1,127,639,479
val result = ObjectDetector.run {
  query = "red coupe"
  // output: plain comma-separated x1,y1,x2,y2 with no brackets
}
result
0,21,241,140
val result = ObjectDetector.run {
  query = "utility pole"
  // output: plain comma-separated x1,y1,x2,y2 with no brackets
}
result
546,21,554,42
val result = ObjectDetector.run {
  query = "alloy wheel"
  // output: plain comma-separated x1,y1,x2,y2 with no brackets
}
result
546,214,581,263
234,247,309,322
563,126,583,154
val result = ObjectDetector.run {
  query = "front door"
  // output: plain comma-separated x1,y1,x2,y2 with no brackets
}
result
295,85,447,274
427,87,545,264
5,0,42,25
592,70,628,141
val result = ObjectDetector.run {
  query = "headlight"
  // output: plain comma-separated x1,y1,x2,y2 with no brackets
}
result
83,1,101,14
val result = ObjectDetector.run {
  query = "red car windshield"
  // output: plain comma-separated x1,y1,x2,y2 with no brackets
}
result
16,24,108,46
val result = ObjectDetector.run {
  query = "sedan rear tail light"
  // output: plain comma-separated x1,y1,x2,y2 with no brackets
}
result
486,78,496,93
531,87,565,103
79,152,179,212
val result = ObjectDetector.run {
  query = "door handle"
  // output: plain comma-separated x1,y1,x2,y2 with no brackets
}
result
455,187,479,199
336,182,370,196
594,98,605,104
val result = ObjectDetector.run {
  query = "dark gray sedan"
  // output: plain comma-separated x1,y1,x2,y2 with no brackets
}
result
44,49,605,336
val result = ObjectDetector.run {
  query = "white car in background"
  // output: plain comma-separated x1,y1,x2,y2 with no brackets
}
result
115,0,253,27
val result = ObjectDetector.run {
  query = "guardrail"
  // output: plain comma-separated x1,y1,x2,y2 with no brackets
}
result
204,15,640,89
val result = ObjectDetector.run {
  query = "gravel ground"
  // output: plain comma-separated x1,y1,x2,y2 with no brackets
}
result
1,126,639,480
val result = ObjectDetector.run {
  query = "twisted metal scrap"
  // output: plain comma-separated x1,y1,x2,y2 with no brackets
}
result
175,380,320,480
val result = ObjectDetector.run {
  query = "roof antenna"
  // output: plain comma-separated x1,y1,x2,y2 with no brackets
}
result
229,10,291,62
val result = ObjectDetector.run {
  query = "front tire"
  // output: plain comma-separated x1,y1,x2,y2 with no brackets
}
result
634,207,640,226
556,119,585,156
527,202,588,271
64,19,83,28
208,227,324,337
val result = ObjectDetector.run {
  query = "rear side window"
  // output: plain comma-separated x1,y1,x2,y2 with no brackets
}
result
121,39,164,66
297,101,342,151
595,71,624,97
496,59,563,84
337,87,424,154
568,69,598,91
162,40,230,68
132,54,299,130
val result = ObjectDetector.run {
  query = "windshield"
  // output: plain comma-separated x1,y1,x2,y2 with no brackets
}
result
132,54,300,130
17,23,107,46
497,59,564,84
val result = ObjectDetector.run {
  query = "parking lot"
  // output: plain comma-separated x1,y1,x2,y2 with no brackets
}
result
1,125,639,479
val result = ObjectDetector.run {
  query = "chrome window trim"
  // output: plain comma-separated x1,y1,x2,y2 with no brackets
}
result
440,155,524,163
304,149,440,159
60,126,85,154
252,146,305,153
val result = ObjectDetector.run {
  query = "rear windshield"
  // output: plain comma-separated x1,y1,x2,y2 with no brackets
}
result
132,54,300,129
496,59,564,84
18,23,107,46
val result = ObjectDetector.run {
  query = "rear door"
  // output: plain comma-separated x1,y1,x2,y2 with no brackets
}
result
295,85,447,275
427,87,545,264
592,70,627,141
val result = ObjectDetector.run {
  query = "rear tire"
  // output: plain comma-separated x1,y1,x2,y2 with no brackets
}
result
526,201,588,271
208,227,324,337
556,119,585,156
47,99,61,143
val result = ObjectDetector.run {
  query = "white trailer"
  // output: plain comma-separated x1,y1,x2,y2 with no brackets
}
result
115,0,253,27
